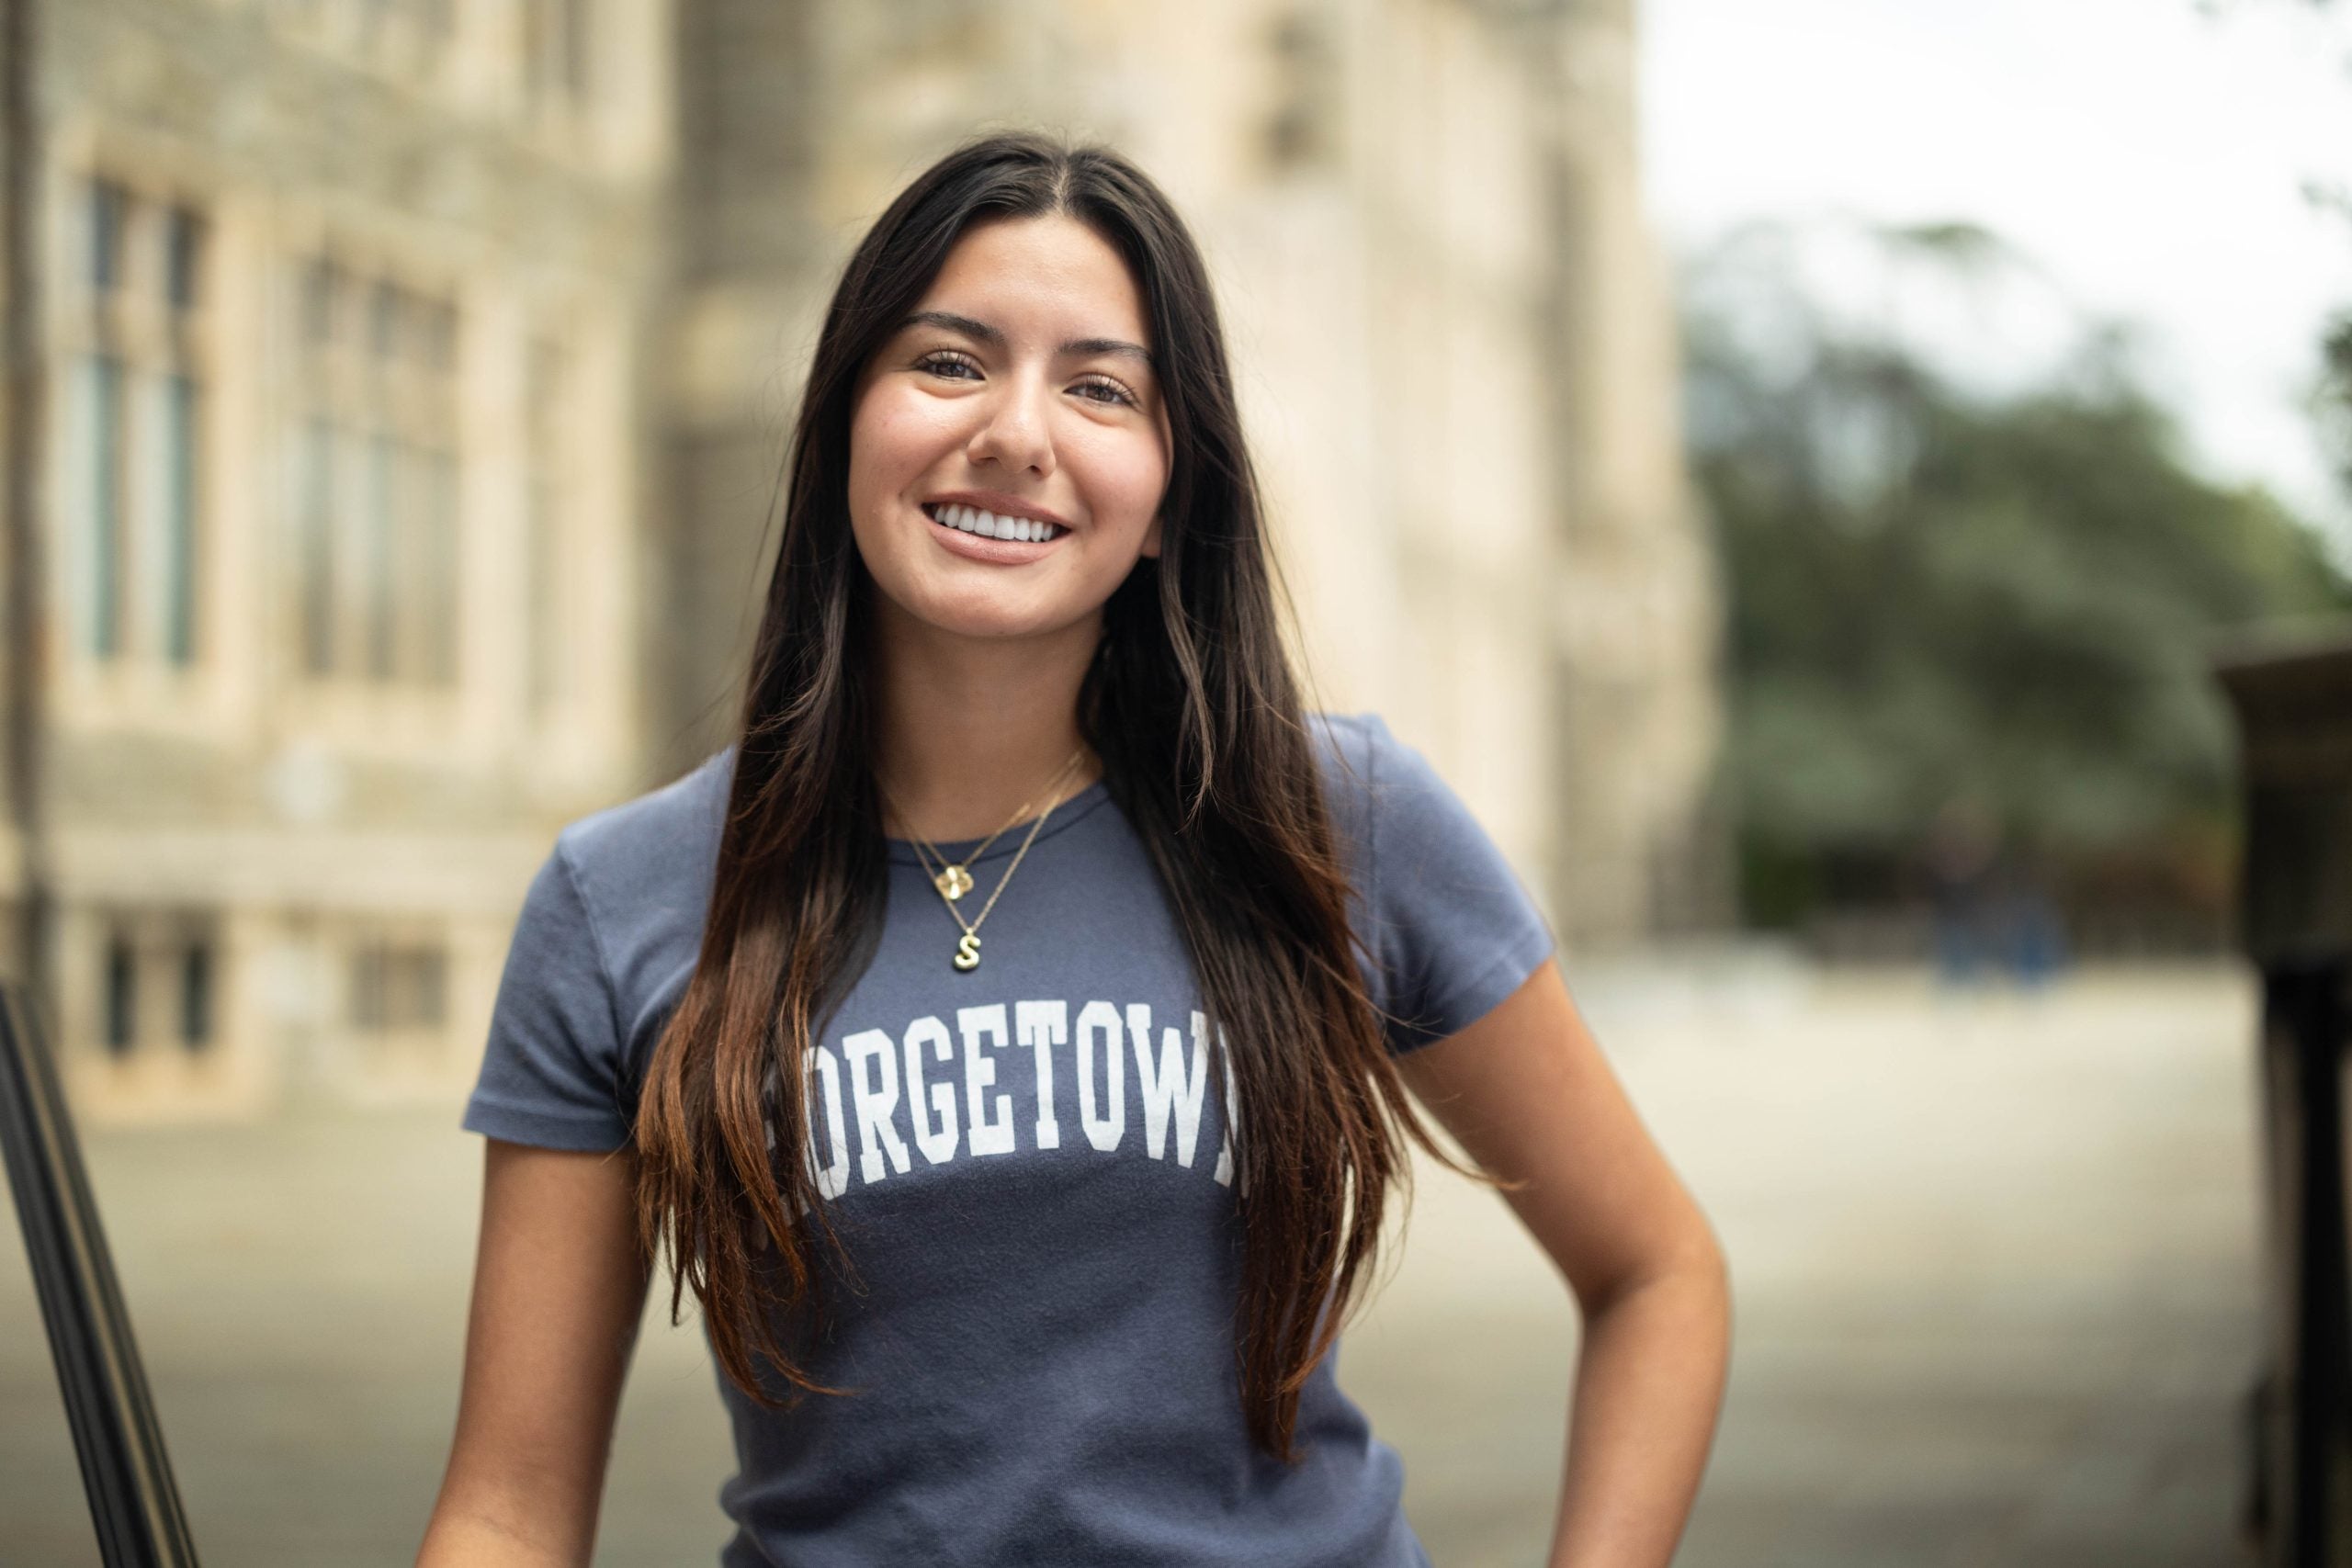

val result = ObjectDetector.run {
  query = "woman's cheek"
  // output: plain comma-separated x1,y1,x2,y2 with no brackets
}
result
859,387,966,470
853,409,915,479
1065,433,1168,538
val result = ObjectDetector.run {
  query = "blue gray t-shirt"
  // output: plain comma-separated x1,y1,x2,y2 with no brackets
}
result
462,710,1557,1567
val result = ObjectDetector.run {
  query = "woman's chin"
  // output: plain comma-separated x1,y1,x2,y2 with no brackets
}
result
886,586,1096,648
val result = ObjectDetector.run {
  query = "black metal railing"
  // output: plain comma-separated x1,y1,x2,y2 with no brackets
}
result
0,982,200,1567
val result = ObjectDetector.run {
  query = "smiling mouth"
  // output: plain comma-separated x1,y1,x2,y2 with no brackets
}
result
922,502,1069,544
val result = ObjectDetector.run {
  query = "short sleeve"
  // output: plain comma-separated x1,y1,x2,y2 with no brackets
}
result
1354,716,1558,1055
460,838,636,1151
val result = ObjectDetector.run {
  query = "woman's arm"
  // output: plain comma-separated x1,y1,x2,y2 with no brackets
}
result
415,1138,652,1568
1395,958,1731,1568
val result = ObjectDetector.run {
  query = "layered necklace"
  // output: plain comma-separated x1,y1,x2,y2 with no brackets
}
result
879,745,1091,972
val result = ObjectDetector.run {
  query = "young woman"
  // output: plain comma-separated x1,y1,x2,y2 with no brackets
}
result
418,132,1729,1568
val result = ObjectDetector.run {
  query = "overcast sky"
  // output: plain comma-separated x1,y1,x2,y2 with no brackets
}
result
1639,0,2352,550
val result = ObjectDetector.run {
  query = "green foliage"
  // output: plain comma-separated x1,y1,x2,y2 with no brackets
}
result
2321,310,2352,496
1686,239,2352,928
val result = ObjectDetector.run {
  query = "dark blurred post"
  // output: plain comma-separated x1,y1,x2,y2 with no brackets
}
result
0,982,200,1566
2217,632,2352,1567
2,0,53,1026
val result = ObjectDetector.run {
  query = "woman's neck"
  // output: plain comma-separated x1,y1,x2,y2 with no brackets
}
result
869,604,1103,844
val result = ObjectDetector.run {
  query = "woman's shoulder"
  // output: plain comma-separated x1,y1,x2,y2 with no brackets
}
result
1305,709,1398,808
464,748,737,1152
1306,708,1388,772
531,745,737,1002
551,744,735,902
1304,708,1439,842
1302,708,1556,1049
1303,708,1468,885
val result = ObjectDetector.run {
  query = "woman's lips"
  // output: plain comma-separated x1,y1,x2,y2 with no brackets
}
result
924,507,1066,564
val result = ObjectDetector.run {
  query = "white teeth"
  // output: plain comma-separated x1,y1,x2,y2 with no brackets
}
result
931,503,1057,543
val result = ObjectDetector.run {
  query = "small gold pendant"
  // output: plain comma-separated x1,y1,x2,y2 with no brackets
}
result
933,864,975,901
952,932,981,972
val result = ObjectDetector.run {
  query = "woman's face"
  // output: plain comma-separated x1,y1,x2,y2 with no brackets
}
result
846,213,1172,646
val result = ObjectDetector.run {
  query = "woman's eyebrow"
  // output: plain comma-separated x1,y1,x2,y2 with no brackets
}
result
899,310,1154,367
1065,335,1155,367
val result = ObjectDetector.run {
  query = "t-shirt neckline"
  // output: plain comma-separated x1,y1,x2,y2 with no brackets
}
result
883,778,1114,867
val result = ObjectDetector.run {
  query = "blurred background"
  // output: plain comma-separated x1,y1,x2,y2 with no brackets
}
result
3,0,2350,1563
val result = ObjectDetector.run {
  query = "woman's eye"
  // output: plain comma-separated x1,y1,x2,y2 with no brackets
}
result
917,352,981,380
1073,378,1136,408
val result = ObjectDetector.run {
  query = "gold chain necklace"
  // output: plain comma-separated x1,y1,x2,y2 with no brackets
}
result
880,748,1091,972
881,744,1086,902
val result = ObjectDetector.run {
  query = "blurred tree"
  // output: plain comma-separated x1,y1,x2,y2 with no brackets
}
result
2247,0,2352,511
1684,221,2352,937
2321,313,2352,495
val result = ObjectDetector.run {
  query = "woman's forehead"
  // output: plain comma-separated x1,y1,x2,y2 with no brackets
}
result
913,214,1151,350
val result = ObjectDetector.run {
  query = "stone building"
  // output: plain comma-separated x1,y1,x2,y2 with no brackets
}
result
0,0,1721,1122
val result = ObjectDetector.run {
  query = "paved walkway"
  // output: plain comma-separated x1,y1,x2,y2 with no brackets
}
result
0,958,2265,1565
1352,956,2264,1567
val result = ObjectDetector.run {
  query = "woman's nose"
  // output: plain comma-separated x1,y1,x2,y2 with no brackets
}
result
966,375,1056,477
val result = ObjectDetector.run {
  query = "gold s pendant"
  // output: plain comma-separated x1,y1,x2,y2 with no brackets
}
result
933,865,975,901
952,932,982,972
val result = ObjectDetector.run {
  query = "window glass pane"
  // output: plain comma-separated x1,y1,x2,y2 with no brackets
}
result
417,0,455,56
166,376,200,667
350,942,383,1031
561,0,592,101
365,433,396,679
292,265,461,684
433,444,458,682
164,376,200,664
103,935,136,1057
77,355,125,659
180,942,212,1052
369,281,400,363
334,424,371,675
88,180,126,291
300,418,335,675
390,443,414,684
302,257,338,344
526,340,564,712
526,475,558,713
135,371,170,664
134,371,201,665
421,297,455,375
350,940,447,1031
397,444,430,682
164,208,203,310
523,0,549,104
413,948,447,1027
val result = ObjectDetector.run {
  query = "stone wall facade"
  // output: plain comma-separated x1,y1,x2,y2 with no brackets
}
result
2,0,670,1116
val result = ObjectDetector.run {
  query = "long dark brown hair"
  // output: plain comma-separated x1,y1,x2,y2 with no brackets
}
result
635,130,1465,1461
